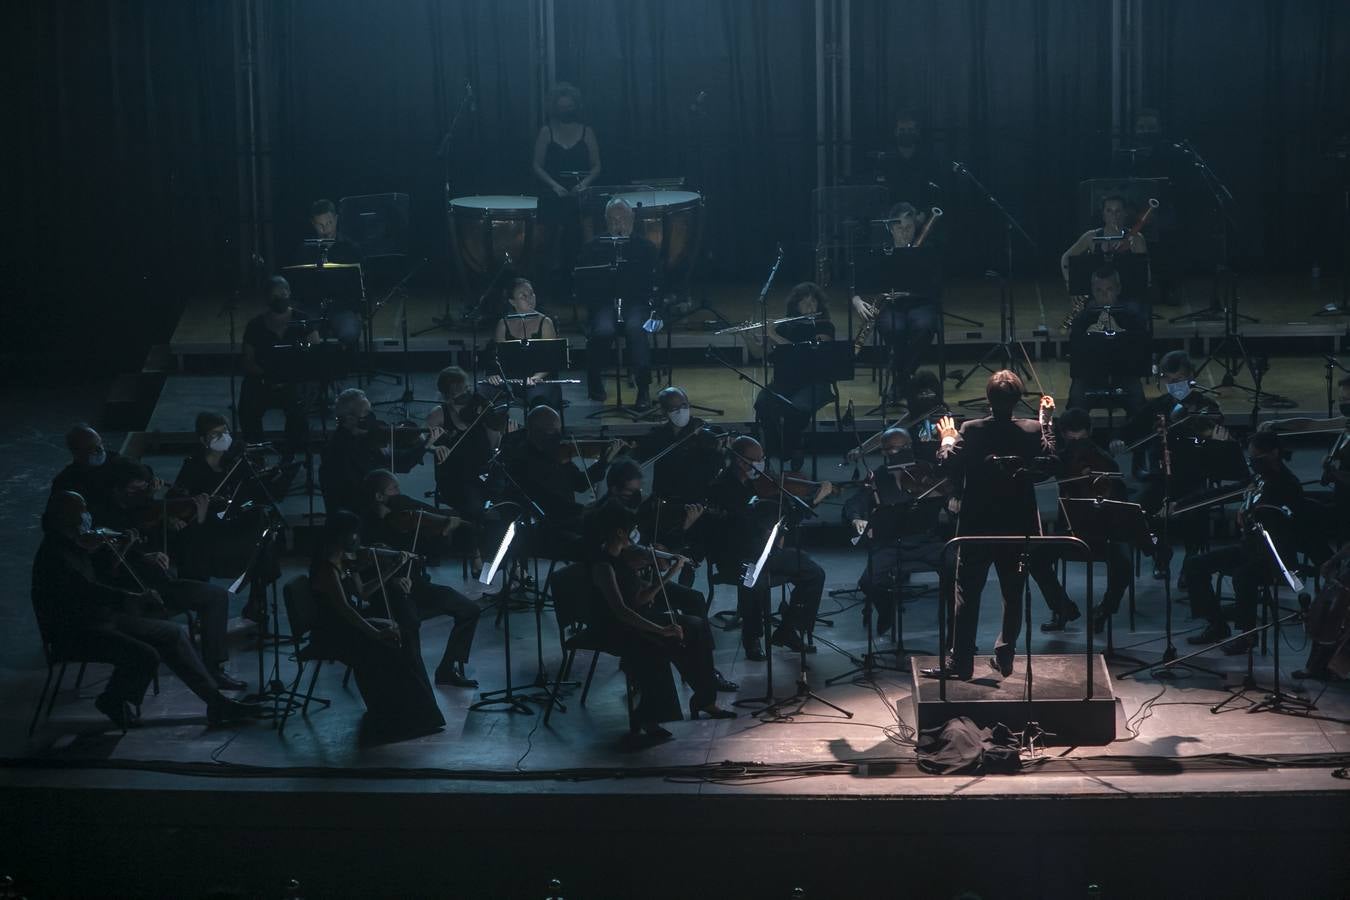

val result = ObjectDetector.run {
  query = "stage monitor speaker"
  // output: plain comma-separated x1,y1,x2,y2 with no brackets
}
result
909,654,1118,745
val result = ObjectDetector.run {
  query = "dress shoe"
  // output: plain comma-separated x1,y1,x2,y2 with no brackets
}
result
1089,605,1110,634
713,669,739,692
1040,604,1080,633
94,693,133,731
770,627,813,654
207,696,262,727
435,663,479,688
689,696,738,720
634,387,651,410
919,657,973,680
742,640,767,662
214,667,247,692
1186,622,1230,645
988,654,1014,677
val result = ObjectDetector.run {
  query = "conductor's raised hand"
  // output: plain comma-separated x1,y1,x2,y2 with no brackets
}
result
1039,394,1056,425
936,415,959,442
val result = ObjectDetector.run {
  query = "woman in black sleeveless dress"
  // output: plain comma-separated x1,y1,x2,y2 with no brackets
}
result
488,277,562,411
531,82,601,299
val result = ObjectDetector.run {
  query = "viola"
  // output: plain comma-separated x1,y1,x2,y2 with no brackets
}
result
382,494,461,535
748,469,863,502
618,543,698,571
556,437,633,463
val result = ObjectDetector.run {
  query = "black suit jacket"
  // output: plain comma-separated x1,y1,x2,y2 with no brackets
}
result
938,415,1054,536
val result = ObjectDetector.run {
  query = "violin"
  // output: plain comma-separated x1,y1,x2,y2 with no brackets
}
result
1056,440,1125,501
749,469,863,501
618,543,698,571
131,495,206,531
556,437,633,463
382,494,461,535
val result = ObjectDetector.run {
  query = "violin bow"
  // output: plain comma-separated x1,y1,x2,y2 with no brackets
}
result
370,547,395,621
572,436,600,503
646,474,678,623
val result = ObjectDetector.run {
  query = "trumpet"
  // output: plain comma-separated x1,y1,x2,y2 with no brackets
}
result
912,207,943,248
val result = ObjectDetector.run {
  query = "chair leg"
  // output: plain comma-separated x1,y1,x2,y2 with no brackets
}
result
544,648,575,726
28,664,56,736
342,665,353,689
46,661,69,716
73,661,88,692
303,660,324,713
579,652,601,706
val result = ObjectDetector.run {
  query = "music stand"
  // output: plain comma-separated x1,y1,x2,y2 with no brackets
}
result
338,193,409,259
852,245,949,417
1059,498,1151,666
1068,307,1153,381
282,262,366,314
574,242,653,421
1172,434,1250,487
495,337,570,381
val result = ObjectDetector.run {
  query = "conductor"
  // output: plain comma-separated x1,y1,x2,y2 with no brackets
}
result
922,370,1056,680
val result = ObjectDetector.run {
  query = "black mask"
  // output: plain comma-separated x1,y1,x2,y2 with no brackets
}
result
1340,402,1350,418
357,413,379,434
1251,455,1278,474
618,490,642,507
557,109,579,123
884,448,915,465
268,296,289,313
896,134,918,149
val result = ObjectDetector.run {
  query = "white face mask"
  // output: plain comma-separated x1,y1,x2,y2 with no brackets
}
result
208,432,233,453
667,408,691,429
79,512,94,534
750,460,766,476
1166,380,1192,401
627,528,642,545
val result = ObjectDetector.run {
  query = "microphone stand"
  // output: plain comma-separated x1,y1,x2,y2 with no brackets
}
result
948,162,1039,401
418,81,476,337
757,245,786,399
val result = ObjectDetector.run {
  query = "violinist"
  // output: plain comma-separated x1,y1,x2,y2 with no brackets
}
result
51,423,126,522
308,511,445,738
633,386,727,506
427,366,510,570
1181,432,1309,654
92,459,245,690
584,499,735,740
33,492,257,729
922,371,1057,681
601,459,738,693
1261,375,1350,542
748,282,838,470
704,436,831,660
1030,408,1127,633
172,412,283,624
239,276,321,457
359,469,482,688
842,427,953,638
319,388,448,516
496,404,626,560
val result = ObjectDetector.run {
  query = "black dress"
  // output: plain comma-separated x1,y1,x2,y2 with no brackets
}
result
309,560,444,734
585,546,718,725
754,318,838,464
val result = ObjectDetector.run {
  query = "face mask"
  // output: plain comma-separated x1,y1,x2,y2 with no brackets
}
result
667,408,691,429
1165,381,1192,401
357,413,379,433
750,460,766,476
619,490,642,507
1339,402,1350,418
885,448,916,465
208,433,232,453
267,296,289,313
627,528,641,545
79,512,94,534
1251,455,1277,474
83,449,107,468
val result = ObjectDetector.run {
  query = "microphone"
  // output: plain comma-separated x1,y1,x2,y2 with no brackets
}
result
465,80,476,113
689,90,708,115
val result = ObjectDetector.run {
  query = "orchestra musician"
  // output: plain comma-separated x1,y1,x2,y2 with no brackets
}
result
1065,266,1148,420
238,276,320,457
359,469,482,688
87,459,246,690
52,423,127,522
308,511,445,738
1260,375,1350,542
878,110,944,209
704,436,832,660
533,82,602,303
496,405,626,561
576,197,660,408
319,388,447,516
748,281,838,470
173,411,284,624
583,499,735,740
487,277,563,410
842,426,954,638
601,458,738,693
1181,432,1311,654
295,198,363,265
850,205,941,403
34,492,260,729
922,371,1057,680
1059,194,1148,288
633,386,727,508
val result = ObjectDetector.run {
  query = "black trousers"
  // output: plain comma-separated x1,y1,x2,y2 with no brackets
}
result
1027,543,1131,617
754,382,832,464
412,580,481,670
856,540,953,627
64,613,221,707
239,376,308,454
1182,544,1266,631
587,302,651,391
876,302,938,386
950,545,1029,666
157,578,232,670
735,548,825,646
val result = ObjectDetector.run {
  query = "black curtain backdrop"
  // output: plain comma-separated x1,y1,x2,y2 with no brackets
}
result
6,1,1349,369
852,0,1116,275
5,0,238,374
